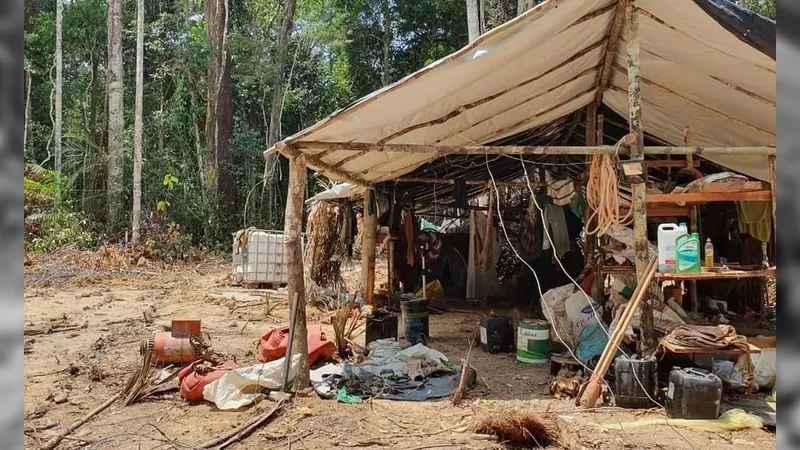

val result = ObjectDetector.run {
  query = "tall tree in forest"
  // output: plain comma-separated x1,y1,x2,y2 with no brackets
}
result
132,0,144,244
263,0,297,225
206,0,235,214
267,0,297,149
107,0,124,227
466,0,483,43
54,0,63,195
382,0,392,87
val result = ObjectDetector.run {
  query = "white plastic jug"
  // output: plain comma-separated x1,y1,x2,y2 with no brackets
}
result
657,223,685,273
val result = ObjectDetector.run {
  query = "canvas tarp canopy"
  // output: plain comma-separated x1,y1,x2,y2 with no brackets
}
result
271,0,775,184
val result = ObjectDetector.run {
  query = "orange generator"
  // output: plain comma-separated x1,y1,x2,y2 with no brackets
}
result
140,317,203,365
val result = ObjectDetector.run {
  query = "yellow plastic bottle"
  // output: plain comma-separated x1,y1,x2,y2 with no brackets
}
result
704,238,714,268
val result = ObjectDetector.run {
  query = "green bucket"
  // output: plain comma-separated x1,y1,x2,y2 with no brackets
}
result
516,319,550,364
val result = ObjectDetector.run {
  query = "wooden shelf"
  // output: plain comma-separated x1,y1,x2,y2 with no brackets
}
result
646,190,771,205
654,268,775,281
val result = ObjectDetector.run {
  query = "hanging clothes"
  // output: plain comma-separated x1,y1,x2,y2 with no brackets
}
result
547,179,576,206
544,202,570,262
569,188,586,219
737,201,772,242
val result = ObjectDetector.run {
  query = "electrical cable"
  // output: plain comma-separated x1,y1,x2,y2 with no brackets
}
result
515,154,666,410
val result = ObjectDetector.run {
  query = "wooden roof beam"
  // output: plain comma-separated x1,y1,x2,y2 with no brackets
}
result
275,142,373,187
594,0,628,106
291,141,776,156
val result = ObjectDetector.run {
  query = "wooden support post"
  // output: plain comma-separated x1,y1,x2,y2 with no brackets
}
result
769,155,776,239
361,190,377,305
284,152,310,388
688,206,699,315
584,104,598,297
594,114,606,301
625,1,656,355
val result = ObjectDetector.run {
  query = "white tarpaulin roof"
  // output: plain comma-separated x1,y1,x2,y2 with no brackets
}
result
275,0,775,183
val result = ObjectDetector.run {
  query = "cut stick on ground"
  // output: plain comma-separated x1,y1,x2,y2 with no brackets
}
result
579,257,657,408
452,340,474,406
41,392,122,450
197,400,285,449
25,324,86,336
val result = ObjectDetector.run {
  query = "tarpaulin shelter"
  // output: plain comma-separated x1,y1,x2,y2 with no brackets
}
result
270,0,776,352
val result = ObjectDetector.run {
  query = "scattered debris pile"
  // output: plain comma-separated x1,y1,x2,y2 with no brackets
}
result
310,339,464,402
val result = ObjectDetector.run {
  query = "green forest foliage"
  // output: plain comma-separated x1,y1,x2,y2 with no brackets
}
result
23,0,775,254
24,0,468,252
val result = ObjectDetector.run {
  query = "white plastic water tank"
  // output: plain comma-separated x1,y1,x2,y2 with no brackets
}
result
232,229,295,285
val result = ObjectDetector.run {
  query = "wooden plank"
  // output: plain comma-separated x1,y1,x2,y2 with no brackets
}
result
695,181,764,193
661,343,762,356
646,160,700,168
291,141,777,156
647,190,771,204
395,177,545,187
275,142,372,187
654,268,776,281
620,206,690,217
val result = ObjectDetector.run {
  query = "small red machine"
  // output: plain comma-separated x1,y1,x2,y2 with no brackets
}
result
140,317,203,365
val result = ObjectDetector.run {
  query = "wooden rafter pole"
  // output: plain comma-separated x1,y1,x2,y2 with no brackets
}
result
594,0,628,106
284,151,310,388
624,0,656,355
274,142,373,187
395,177,545,187
361,190,377,306
289,141,776,156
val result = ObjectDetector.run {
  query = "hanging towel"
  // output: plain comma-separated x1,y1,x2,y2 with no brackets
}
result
548,179,575,206
737,201,772,242
544,203,570,262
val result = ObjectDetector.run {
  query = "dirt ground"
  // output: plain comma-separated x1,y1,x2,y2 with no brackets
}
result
23,252,776,449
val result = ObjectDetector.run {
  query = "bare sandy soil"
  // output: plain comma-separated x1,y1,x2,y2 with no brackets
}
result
23,252,776,449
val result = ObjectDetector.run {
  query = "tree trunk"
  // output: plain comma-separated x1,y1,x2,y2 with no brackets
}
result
107,0,125,228
205,0,235,215
55,0,63,194
381,0,392,87
284,152,309,388
132,0,144,244
265,0,297,225
466,0,483,43
24,69,31,153
517,0,535,15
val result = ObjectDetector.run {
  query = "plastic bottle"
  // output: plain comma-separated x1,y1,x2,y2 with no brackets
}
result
676,232,701,273
704,238,714,268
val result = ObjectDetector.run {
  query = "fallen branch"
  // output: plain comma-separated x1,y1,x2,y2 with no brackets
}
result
25,324,85,337
197,400,285,449
40,392,122,450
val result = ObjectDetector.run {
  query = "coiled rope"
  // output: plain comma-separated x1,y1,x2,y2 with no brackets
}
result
585,139,632,236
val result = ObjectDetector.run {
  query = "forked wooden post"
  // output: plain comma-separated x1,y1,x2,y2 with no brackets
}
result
284,150,310,387
625,0,656,355
361,190,377,305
